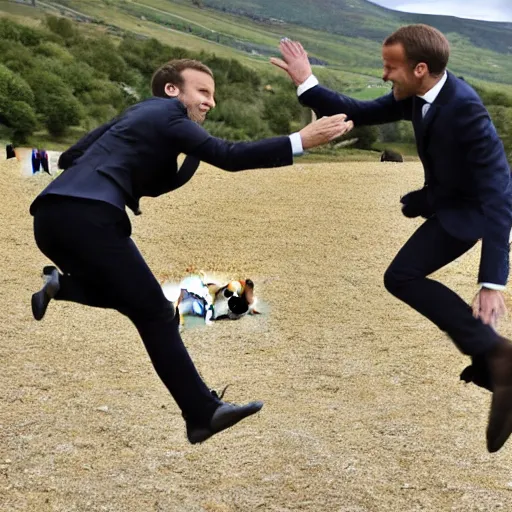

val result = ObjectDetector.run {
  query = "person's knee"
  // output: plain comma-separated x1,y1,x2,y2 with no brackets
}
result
127,294,176,324
384,266,406,296
154,299,176,322
383,267,396,294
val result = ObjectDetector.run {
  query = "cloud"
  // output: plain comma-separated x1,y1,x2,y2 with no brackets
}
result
369,0,512,22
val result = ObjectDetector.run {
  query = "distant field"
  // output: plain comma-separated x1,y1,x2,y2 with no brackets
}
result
35,0,512,87
0,0,508,156
2,0,511,102
0,0,48,20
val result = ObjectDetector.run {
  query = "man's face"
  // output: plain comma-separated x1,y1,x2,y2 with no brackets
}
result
382,43,421,101
175,68,216,124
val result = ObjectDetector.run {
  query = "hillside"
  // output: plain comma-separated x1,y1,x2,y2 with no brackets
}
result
20,0,512,88
186,0,512,54
0,0,510,159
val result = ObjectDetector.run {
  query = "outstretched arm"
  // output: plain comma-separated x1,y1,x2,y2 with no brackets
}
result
271,38,408,125
166,114,353,172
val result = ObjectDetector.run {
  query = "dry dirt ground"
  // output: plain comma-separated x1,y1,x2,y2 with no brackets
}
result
1,156,512,512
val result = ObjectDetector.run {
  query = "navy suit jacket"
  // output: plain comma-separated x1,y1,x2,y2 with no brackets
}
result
300,71,512,286
31,97,293,216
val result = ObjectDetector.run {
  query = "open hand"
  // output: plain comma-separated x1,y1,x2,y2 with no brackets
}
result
299,114,354,150
472,288,507,329
270,38,313,86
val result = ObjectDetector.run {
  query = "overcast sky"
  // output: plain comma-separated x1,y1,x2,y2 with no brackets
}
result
368,0,512,22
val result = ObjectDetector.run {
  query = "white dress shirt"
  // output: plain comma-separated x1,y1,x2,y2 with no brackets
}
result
289,132,304,155
417,71,447,117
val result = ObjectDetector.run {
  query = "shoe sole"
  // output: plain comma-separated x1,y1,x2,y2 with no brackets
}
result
32,269,60,321
188,401,263,444
487,385,512,452
31,290,49,321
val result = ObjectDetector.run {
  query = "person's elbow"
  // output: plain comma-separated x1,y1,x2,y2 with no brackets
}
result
220,160,245,172
215,148,246,172
58,148,84,169
58,153,74,170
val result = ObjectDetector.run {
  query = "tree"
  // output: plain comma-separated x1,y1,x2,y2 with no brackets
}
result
0,96,38,143
35,41,74,63
43,93,83,136
207,98,271,139
0,18,21,41
263,89,302,134
488,105,512,164
7,101,38,142
0,17,51,47
59,61,96,95
0,63,35,105
81,79,129,111
25,69,83,135
45,15,75,41
0,40,37,75
347,125,379,150
71,36,130,82
472,83,512,108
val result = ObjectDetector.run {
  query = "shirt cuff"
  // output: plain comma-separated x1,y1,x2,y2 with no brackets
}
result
479,283,506,291
289,132,304,156
297,75,319,97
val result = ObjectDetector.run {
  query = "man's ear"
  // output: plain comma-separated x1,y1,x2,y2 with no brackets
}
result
164,83,180,97
414,62,429,79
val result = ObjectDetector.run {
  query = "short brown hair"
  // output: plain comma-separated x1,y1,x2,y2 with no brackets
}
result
384,24,450,76
151,59,214,97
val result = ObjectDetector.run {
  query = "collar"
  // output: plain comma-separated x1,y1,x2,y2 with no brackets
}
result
417,71,448,104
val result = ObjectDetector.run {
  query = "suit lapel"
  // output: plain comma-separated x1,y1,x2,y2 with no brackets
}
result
413,97,426,157
414,72,458,185
422,103,440,135
418,72,456,149
421,103,441,155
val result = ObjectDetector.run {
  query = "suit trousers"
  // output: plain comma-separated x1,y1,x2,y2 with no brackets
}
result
33,195,219,423
384,216,500,356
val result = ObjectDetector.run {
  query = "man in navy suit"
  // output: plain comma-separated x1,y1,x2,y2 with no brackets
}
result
272,25,512,453
30,59,354,444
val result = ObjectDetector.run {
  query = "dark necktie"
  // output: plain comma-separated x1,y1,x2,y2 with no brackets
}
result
414,97,427,123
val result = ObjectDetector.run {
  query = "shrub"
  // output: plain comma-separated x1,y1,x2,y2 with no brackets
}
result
0,63,35,105
0,95,38,142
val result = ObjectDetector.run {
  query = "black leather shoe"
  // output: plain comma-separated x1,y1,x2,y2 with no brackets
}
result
486,337,512,453
32,266,60,321
186,389,263,444
42,265,57,277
